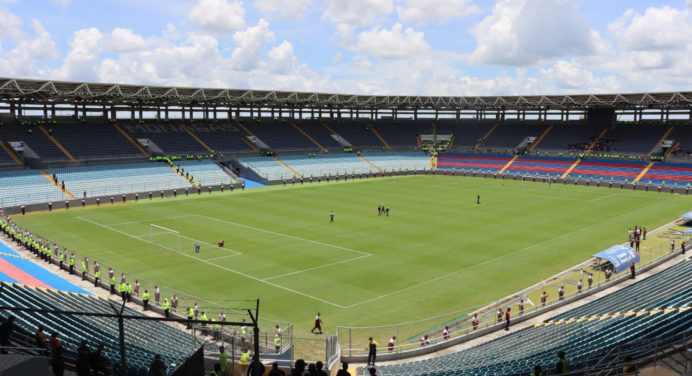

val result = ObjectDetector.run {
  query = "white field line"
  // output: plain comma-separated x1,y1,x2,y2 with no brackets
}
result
342,197,668,309
76,216,346,308
193,214,372,257
263,254,371,281
586,193,617,203
98,214,198,227
133,229,242,257
205,254,241,262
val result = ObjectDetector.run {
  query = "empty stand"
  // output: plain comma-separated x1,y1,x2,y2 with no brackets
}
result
0,170,68,207
48,162,192,198
295,120,343,149
377,260,692,376
504,156,575,177
482,121,548,150
0,283,198,375
640,161,692,185
537,121,605,151
47,121,141,160
328,120,383,148
175,160,236,186
183,122,253,153
0,123,68,161
568,158,648,182
121,122,208,154
242,118,316,150
437,153,514,173
606,124,669,154
374,120,429,147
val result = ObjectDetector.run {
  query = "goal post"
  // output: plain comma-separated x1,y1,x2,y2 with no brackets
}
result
150,224,181,252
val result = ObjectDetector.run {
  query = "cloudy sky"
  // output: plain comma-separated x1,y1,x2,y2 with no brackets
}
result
1,0,691,96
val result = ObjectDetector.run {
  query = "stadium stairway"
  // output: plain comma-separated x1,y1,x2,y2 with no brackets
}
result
0,282,198,376
0,240,88,294
374,259,692,376
639,161,692,186
567,158,649,182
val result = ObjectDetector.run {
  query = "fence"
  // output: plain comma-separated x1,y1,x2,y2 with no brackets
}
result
338,222,691,359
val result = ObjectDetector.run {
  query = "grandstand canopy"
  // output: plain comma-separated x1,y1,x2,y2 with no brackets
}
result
1,77,692,111
593,245,639,273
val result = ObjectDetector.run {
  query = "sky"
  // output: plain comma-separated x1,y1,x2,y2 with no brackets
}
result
1,0,692,96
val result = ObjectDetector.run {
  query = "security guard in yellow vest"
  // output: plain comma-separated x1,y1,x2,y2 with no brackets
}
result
142,290,150,311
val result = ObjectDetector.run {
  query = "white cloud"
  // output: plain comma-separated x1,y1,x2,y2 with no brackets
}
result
108,28,147,53
230,19,275,71
54,28,103,81
323,0,393,27
0,7,22,39
396,0,480,24
469,0,607,66
254,0,310,20
608,7,692,51
267,41,297,74
189,0,245,33
538,60,615,92
355,23,430,59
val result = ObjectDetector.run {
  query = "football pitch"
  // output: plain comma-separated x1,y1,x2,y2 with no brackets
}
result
12,175,689,335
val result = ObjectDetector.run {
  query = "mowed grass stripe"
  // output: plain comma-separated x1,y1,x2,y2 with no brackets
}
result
13,175,690,331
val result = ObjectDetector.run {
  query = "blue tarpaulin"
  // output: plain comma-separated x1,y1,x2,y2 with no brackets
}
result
681,212,692,221
594,245,640,273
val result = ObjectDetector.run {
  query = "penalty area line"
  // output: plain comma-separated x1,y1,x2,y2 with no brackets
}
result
263,254,372,281
75,216,346,308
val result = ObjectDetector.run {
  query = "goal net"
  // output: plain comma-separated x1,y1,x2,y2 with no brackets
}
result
150,224,181,252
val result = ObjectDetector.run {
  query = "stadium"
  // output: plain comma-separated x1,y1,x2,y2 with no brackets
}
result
1,2,692,376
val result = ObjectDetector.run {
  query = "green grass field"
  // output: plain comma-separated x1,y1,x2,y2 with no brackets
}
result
12,175,690,341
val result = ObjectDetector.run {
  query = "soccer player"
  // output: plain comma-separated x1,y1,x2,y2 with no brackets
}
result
195,243,201,253
311,313,323,334
385,207,389,217
329,211,334,223
477,194,481,204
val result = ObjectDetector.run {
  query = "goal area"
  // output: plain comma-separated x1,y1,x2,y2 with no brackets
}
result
150,224,181,252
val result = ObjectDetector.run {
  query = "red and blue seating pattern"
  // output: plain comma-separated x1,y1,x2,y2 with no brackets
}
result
640,162,692,186
568,158,648,182
437,153,513,173
504,155,574,177
437,152,692,186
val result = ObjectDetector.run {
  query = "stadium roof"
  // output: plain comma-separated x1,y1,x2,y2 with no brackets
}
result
1,77,691,111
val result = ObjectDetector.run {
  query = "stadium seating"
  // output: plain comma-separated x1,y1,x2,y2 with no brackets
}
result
0,247,89,293
237,156,296,181
567,158,649,182
183,122,253,153
0,145,15,165
606,124,668,154
294,120,343,149
0,169,67,207
362,152,430,172
436,153,514,173
0,283,198,376
48,163,193,198
174,160,236,186
639,161,692,186
373,120,429,147
504,155,575,177
482,121,548,149
377,260,692,376
48,121,141,160
121,122,208,154
437,120,496,148
536,120,605,151
327,120,384,148
0,123,68,161
242,118,316,150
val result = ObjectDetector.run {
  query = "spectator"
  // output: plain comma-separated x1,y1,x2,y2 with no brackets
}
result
239,350,251,366
247,359,265,376
472,313,479,330
367,367,377,376
388,336,396,352
35,325,47,354
76,341,91,376
336,362,351,376
419,335,430,346
541,291,548,307
148,354,166,376
51,334,65,376
623,355,636,374
91,343,112,376
630,264,636,279
269,362,285,376
218,346,228,375
315,361,328,376
530,364,543,376
366,337,378,366
291,359,306,376
211,363,222,376
505,307,511,331
0,316,15,354
555,351,570,374
307,363,318,376
558,286,564,301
